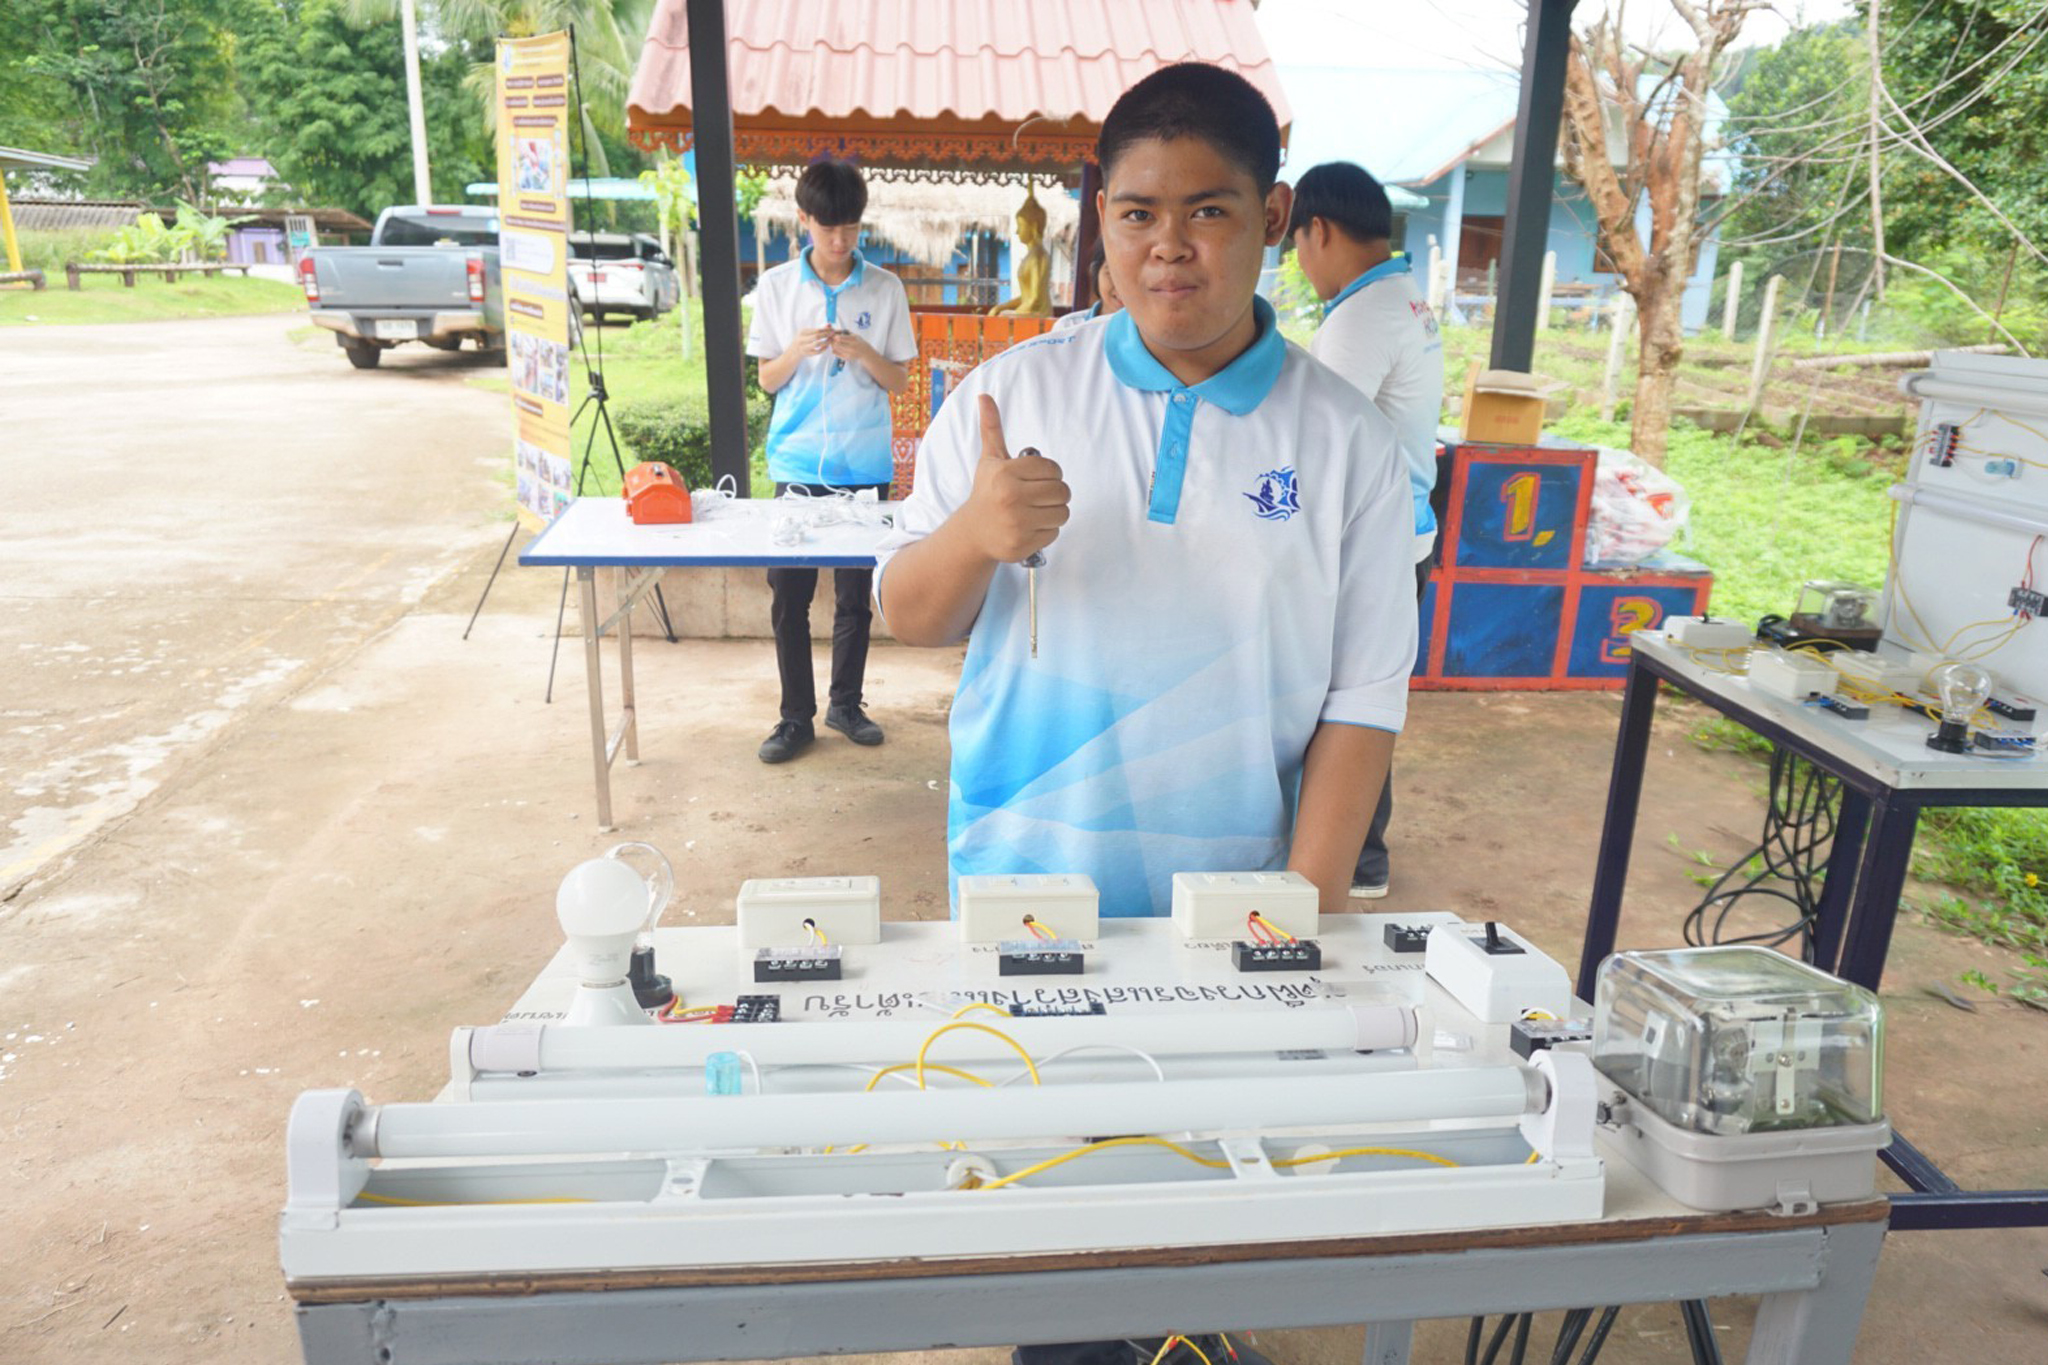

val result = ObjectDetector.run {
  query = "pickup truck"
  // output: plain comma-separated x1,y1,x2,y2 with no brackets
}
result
300,206,504,369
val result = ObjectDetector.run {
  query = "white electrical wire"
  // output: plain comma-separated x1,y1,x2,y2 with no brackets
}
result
997,1043,1167,1086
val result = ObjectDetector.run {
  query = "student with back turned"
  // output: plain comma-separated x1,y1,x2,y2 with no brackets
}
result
1287,161,1445,898
874,64,1415,921
747,157,918,764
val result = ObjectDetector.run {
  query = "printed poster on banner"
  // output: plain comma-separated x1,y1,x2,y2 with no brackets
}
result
495,31,574,526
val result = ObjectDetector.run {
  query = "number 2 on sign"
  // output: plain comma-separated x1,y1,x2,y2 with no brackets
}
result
1500,471,1555,546
1601,597,1664,665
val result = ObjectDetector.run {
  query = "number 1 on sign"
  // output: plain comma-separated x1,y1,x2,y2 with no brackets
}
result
1501,471,1553,546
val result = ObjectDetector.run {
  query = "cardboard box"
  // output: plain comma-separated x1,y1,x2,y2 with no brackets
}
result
1460,368,1547,446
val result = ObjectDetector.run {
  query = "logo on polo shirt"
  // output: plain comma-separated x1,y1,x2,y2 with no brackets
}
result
1245,467,1301,521
855,310,872,329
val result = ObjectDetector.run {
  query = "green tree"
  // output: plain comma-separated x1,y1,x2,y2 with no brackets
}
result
243,0,412,216
1878,0,2048,262
5,0,253,201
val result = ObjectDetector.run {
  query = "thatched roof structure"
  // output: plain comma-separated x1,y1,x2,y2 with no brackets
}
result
752,173,1079,269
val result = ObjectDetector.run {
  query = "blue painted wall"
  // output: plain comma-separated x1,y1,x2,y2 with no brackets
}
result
739,221,1010,308
1399,168,1720,333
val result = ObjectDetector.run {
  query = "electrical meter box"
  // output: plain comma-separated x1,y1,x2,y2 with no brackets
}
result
1592,946,1889,1211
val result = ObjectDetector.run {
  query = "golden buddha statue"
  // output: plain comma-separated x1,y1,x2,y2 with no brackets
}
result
988,190,1052,317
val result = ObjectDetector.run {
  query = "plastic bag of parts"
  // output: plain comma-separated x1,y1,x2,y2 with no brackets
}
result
1585,447,1689,567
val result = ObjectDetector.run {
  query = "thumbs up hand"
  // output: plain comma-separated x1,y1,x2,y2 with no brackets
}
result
964,394,1069,563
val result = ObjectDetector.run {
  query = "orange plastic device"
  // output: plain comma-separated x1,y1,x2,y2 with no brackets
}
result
623,462,694,525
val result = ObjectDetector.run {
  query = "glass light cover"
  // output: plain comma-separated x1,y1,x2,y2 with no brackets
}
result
1593,946,1884,1136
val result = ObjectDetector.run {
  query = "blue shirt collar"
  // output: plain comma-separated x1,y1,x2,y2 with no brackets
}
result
1325,253,1411,316
800,247,867,293
1103,295,1285,416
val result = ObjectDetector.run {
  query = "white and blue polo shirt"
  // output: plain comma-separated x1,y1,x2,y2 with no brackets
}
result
1310,255,1445,561
746,249,918,486
875,297,1416,917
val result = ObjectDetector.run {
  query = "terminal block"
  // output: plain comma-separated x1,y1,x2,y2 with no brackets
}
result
1232,941,1322,972
753,947,842,983
1383,923,1431,954
1510,1016,1593,1058
729,995,781,1023
1008,1000,1107,1018
1930,422,1961,467
998,947,1084,976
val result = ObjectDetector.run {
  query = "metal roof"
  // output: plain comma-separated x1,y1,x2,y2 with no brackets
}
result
0,146,94,174
627,0,1290,170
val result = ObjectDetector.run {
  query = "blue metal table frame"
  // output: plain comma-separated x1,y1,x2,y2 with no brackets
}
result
519,498,890,830
1576,644,2048,1230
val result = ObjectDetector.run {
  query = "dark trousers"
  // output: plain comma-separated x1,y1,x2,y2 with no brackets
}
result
767,482,888,723
1355,550,1436,883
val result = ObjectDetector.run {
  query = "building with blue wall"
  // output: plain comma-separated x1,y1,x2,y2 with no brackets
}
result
1277,66,1730,333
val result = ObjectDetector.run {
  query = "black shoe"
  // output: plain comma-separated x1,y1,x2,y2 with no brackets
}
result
824,703,884,746
758,719,815,763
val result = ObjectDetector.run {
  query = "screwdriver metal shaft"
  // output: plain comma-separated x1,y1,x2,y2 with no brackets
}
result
1018,446,1047,659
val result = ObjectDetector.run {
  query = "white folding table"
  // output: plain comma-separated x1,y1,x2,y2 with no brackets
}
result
519,497,894,828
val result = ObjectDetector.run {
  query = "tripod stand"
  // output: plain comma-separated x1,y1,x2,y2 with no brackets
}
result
462,25,679,698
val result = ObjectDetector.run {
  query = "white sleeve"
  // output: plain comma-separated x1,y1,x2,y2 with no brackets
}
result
880,277,919,363
873,367,984,616
1321,409,1417,733
1312,302,1399,403
744,277,784,360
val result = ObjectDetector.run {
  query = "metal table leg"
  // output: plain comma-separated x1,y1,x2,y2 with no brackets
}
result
615,567,639,764
1578,656,1662,999
1833,794,1919,991
577,567,612,831
1742,1218,1885,1365
1808,787,1870,974
1360,1321,1412,1365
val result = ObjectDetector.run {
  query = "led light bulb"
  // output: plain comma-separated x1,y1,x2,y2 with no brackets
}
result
1927,662,1992,754
555,857,656,1026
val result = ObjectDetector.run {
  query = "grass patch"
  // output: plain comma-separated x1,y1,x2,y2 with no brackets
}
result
0,271,308,326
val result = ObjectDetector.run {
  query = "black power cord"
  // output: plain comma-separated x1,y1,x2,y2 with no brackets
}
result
1682,744,1840,960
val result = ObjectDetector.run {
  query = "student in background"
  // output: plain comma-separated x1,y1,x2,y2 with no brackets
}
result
876,64,1413,920
1051,238,1124,331
746,158,919,763
1288,160,1444,899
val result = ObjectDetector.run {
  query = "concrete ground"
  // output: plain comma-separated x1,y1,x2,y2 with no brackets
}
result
2,316,2044,1364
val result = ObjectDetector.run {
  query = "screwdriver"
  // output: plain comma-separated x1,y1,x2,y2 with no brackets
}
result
1019,446,1047,659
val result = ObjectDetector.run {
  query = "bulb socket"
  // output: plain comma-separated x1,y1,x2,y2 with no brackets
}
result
628,944,674,1009
1926,718,1972,754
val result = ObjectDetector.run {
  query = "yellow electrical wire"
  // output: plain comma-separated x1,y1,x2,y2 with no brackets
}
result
1269,1146,1462,1170
978,1137,1233,1190
805,918,829,947
1148,1337,1215,1365
975,1137,1462,1191
1247,912,1296,943
1525,1150,1543,1165
865,1061,992,1092
916,1021,1041,1089
951,1002,1012,1020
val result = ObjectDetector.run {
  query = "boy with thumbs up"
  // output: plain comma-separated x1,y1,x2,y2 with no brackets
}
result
875,64,1416,918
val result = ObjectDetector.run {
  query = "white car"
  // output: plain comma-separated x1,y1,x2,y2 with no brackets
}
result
568,232,682,322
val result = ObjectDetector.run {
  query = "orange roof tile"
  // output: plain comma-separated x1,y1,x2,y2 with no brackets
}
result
628,0,1290,169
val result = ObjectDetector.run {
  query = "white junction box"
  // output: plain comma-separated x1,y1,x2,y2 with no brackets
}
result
1746,649,1834,703
736,876,882,948
956,874,1100,944
1171,871,1320,942
1666,616,1755,650
1424,921,1572,1024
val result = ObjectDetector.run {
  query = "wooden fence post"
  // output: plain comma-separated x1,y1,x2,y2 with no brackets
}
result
1601,293,1635,423
65,262,82,290
1746,274,1783,412
1721,260,1743,338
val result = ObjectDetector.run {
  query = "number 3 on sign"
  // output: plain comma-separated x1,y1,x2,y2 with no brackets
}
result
1601,597,1664,665
1500,471,1555,546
